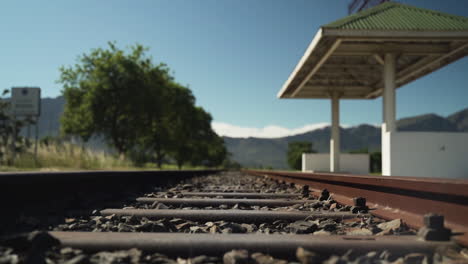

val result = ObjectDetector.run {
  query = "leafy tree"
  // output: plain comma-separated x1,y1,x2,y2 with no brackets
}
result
59,42,227,168
161,83,227,169
287,141,316,170
204,133,228,167
136,64,173,168
59,42,151,155
222,159,242,170
221,152,242,170
370,151,381,173
164,83,196,169
349,148,368,154
186,107,227,167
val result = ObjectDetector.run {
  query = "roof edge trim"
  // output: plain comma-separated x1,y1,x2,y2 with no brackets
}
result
277,28,323,98
322,28,468,38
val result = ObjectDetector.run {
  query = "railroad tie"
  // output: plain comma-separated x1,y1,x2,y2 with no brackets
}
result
49,232,454,258
136,197,312,207
158,192,300,199
100,208,368,222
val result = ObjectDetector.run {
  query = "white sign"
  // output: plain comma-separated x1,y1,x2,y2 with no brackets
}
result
11,87,41,116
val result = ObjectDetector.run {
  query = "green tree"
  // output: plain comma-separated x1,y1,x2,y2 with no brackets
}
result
136,64,173,168
204,133,228,167
162,83,227,169
186,107,227,167
349,148,368,154
222,159,242,170
370,151,381,173
59,42,151,155
164,83,196,169
59,42,227,168
0,89,35,164
221,152,241,170
287,141,316,170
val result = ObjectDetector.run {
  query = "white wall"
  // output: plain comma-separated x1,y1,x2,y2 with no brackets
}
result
382,129,391,176
302,153,329,172
383,131,468,178
302,153,370,174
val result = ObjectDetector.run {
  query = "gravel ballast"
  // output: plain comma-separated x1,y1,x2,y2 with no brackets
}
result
1,171,466,264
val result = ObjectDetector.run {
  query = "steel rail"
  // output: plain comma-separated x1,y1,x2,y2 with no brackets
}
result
0,169,221,236
49,231,455,257
100,209,366,222
0,169,221,204
243,169,468,247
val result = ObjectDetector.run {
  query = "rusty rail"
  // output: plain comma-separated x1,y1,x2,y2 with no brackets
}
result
0,169,220,235
243,169,468,247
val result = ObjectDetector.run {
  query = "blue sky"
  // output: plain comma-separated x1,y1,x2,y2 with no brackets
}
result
1,0,467,137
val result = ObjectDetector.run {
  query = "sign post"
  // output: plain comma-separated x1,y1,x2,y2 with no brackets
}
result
11,87,41,162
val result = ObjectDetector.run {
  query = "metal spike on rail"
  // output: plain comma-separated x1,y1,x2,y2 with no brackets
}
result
418,213,452,241
351,197,368,213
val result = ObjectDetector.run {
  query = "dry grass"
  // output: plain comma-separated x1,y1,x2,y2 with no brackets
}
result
10,142,131,170
0,142,211,172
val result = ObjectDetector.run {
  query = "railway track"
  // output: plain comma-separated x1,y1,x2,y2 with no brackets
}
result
1,170,467,263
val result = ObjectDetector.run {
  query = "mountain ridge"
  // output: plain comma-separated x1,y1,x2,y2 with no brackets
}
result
223,109,468,169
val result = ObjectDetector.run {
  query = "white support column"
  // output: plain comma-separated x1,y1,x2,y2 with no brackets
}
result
330,92,340,172
382,53,396,176
383,53,396,133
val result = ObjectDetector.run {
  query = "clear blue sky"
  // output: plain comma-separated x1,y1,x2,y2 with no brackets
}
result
1,0,467,134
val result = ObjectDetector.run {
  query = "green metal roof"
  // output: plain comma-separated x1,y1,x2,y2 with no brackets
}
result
324,2,468,31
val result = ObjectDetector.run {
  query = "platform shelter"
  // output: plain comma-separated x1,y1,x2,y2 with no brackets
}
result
278,3,468,177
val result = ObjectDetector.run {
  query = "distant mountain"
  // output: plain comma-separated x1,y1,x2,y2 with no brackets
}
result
447,108,468,132
223,137,289,169
16,97,468,169
397,113,458,132
224,109,468,169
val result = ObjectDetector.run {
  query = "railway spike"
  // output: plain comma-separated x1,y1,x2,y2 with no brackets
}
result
351,197,368,213
319,189,330,201
301,185,310,198
418,214,452,241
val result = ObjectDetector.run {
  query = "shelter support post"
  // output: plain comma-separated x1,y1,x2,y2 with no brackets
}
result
383,53,396,133
382,53,396,176
330,92,340,172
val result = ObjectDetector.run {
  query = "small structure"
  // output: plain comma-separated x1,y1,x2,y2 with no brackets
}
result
278,3,468,177
302,153,369,174
11,87,41,161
